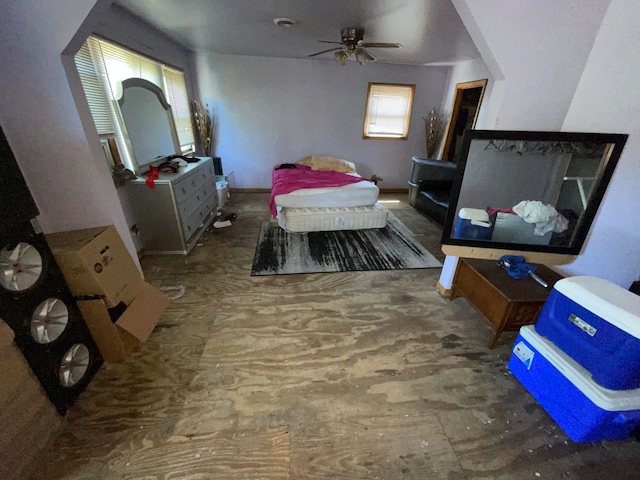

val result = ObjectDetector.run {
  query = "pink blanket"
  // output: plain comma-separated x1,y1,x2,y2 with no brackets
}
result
269,164,371,216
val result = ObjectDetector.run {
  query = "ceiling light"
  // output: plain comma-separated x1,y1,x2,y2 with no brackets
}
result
334,51,348,65
273,17,295,27
355,51,368,66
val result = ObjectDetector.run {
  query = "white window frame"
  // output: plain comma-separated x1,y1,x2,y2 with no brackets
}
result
363,83,415,140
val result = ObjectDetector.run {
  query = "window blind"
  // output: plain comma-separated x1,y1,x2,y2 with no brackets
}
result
96,39,163,99
364,84,414,138
75,40,133,167
163,66,194,152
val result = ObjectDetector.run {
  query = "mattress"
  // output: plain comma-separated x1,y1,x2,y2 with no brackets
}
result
277,203,388,233
273,176,380,209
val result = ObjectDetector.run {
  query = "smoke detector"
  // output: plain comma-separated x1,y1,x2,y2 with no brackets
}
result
273,17,296,27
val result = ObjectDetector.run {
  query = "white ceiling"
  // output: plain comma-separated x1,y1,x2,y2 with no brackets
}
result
114,0,480,66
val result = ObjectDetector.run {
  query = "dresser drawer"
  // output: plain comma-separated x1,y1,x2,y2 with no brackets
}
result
173,172,199,204
173,159,215,202
177,181,215,221
181,192,217,242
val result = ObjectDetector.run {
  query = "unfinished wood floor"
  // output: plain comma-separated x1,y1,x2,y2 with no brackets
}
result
30,193,640,480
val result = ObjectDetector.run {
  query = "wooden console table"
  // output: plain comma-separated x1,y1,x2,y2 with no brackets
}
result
451,258,564,348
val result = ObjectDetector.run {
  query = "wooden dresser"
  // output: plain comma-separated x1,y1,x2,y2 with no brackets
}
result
451,258,564,348
125,157,218,254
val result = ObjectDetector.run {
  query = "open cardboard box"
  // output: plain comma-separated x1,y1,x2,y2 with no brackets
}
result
76,277,169,362
46,225,169,362
46,226,142,307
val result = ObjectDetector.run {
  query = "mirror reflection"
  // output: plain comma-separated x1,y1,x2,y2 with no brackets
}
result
442,130,628,256
118,78,179,174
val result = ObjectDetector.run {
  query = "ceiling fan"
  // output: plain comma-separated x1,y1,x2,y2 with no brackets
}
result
308,28,402,65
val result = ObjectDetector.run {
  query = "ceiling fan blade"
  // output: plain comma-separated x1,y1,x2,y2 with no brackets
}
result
308,47,344,58
360,42,402,49
317,40,344,45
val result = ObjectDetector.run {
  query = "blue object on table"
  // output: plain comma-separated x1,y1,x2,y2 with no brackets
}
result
498,255,535,279
498,255,549,288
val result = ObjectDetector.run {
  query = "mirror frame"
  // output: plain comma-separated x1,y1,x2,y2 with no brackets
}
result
441,129,628,258
118,78,180,175
440,79,488,162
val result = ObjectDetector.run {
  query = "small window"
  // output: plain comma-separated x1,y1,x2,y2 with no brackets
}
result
363,83,415,140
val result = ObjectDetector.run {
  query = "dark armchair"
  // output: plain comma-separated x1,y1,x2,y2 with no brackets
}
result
408,157,457,227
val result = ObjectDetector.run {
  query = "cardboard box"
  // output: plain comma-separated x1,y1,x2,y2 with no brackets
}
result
46,226,141,307
77,278,169,362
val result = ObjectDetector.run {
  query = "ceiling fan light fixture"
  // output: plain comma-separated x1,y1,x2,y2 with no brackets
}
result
334,50,348,65
273,17,295,27
355,51,368,65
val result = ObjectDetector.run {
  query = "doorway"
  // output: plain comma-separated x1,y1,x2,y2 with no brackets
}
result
441,79,488,163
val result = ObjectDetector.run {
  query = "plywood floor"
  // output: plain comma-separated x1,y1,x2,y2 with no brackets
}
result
29,193,640,480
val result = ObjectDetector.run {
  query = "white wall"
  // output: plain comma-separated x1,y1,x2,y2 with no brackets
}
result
438,0,620,290
91,4,194,83
0,0,143,267
0,1,196,266
440,58,494,131
194,53,449,188
455,0,611,130
558,0,640,287
0,1,125,237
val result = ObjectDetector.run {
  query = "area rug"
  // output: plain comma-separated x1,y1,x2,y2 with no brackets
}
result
251,212,442,275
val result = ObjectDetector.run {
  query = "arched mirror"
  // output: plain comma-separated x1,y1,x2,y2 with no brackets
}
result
118,78,180,175
441,79,488,163
441,130,628,263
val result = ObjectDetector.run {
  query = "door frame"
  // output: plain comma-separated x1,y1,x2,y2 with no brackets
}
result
440,79,488,162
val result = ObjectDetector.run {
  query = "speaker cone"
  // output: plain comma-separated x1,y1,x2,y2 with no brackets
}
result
58,343,90,388
30,297,70,344
0,241,44,292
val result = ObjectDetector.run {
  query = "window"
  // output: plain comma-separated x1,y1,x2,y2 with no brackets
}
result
363,83,415,140
74,36,195,170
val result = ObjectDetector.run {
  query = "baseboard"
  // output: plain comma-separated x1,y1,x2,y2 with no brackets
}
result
230,188,270,193
436,281,452,298
379,188,409,193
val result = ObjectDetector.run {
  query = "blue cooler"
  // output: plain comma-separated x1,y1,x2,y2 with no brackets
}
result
453,208,492,240
509,326,640,442
535,276,640,390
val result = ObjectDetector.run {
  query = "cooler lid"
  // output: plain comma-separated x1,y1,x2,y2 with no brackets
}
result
554,276,640,339
458,208,491,227
518,326,640,411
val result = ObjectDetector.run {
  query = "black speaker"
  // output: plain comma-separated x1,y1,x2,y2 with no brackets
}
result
14,316,103,415
0,125,39,226
0,219,67,334
1,218,103,415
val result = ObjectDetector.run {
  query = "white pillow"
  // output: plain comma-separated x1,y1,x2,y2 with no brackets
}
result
298,155,356,173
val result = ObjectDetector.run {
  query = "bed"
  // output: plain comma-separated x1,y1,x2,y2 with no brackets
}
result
270,156,388,233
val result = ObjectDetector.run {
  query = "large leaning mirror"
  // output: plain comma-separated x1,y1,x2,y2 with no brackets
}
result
118,78,180,175
441,130,628,263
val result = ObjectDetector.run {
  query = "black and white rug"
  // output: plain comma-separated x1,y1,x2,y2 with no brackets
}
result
251,212,442,276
